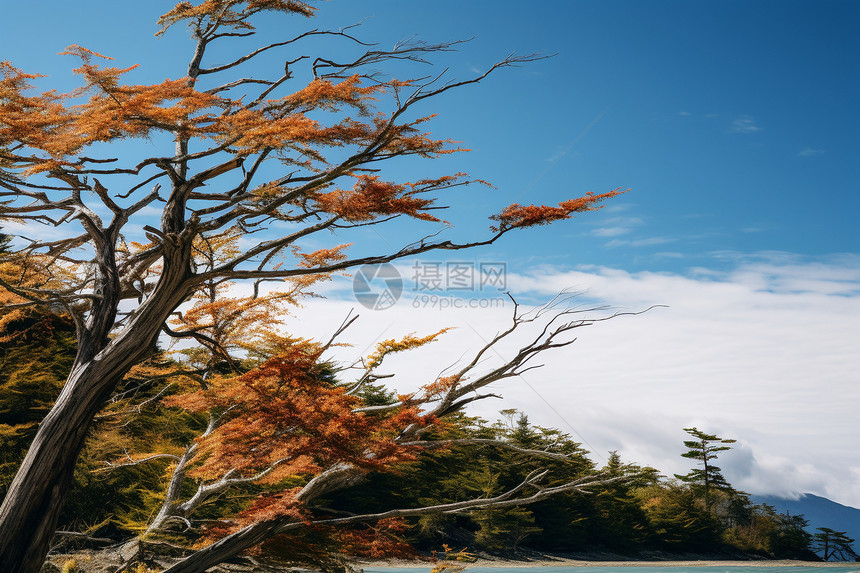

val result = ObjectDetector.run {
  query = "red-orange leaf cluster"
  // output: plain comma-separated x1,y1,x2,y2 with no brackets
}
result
2,46,227,174
163,340,426,487
490,187,628,232
315,175,451,222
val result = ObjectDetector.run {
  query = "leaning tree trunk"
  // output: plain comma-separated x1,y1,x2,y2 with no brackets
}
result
0,360,131,572
160,464,366,573
0,240,195,573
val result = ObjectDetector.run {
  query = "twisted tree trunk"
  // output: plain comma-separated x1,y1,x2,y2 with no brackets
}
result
0,239,195,573
160,463,366,573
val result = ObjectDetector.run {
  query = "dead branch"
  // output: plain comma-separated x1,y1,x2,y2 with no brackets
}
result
398,438,581,462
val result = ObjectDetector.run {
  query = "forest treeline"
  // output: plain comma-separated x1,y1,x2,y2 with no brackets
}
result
0,308,850,566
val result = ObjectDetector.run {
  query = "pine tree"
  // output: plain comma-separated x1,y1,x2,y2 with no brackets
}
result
813,527,859,561
674,427,737,512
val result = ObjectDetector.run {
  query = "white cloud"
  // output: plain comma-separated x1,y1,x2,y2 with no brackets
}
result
284,254,860,508
605,236,675,248
2,220,83,244
730,116,762,133
590,216,643,238
798,147,825,157
592,226,630,237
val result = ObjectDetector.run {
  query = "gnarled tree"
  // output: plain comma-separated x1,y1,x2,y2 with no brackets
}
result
149,298,635,573
0,2,623,571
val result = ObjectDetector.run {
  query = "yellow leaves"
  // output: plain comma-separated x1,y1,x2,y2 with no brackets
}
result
490,187,628,232
174,228,313,355
431,544,477,573
0,253,76,328
295,244,350,269
287,75,381,114
366,329,450,370
217,108,323,152
171,291,297,353
251,182,285,201
157,0,316,36
192,229,243,266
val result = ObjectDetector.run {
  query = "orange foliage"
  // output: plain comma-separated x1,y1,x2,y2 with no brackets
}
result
157,327,457,535
295,244,351,269
171,230,329,359
0,255,78,338
2,46,226,174
366,329,450,370
315,175,453,222
3,47,460,178
421,374,463,402
157,0,316,36
331,518,417,559
163,340,425,486
0,62,70,169
286,75,380,114
490,188,628,232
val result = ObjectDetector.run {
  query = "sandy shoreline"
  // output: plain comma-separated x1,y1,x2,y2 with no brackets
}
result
358,558,859,569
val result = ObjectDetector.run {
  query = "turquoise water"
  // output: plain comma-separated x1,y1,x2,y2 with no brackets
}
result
364,563,860,573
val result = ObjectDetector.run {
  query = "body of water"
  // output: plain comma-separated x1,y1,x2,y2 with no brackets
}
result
364,563,860,573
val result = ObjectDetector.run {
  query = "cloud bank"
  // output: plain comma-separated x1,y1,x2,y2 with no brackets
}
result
283,253,860,508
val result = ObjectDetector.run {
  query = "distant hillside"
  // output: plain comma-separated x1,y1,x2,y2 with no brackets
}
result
753,493,860,557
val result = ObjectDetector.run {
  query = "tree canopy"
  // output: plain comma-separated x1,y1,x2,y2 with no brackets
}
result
0,2,625,571
0,303,835,569
674,427,738,511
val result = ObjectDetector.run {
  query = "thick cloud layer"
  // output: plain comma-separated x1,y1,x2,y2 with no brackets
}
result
284,253,860,508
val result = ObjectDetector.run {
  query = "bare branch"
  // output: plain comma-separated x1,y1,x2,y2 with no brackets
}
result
102,453,181,470
400,437,582,462
287,471,615,531
198,28,373,76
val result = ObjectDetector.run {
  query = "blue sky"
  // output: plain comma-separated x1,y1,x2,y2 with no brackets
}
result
302,0,860,273
4,1,857,272
3,2,859,506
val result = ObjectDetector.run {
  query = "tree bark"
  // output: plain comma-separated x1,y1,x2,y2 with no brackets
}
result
0,242,195,573
0,357,135,571
160,463,366,573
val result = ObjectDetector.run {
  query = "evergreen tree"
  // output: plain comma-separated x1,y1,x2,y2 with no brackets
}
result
770,512,815,559
674,427,737,511
634,481,721,549
0,311,76,498
585,451,657,551
813,527,859,561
